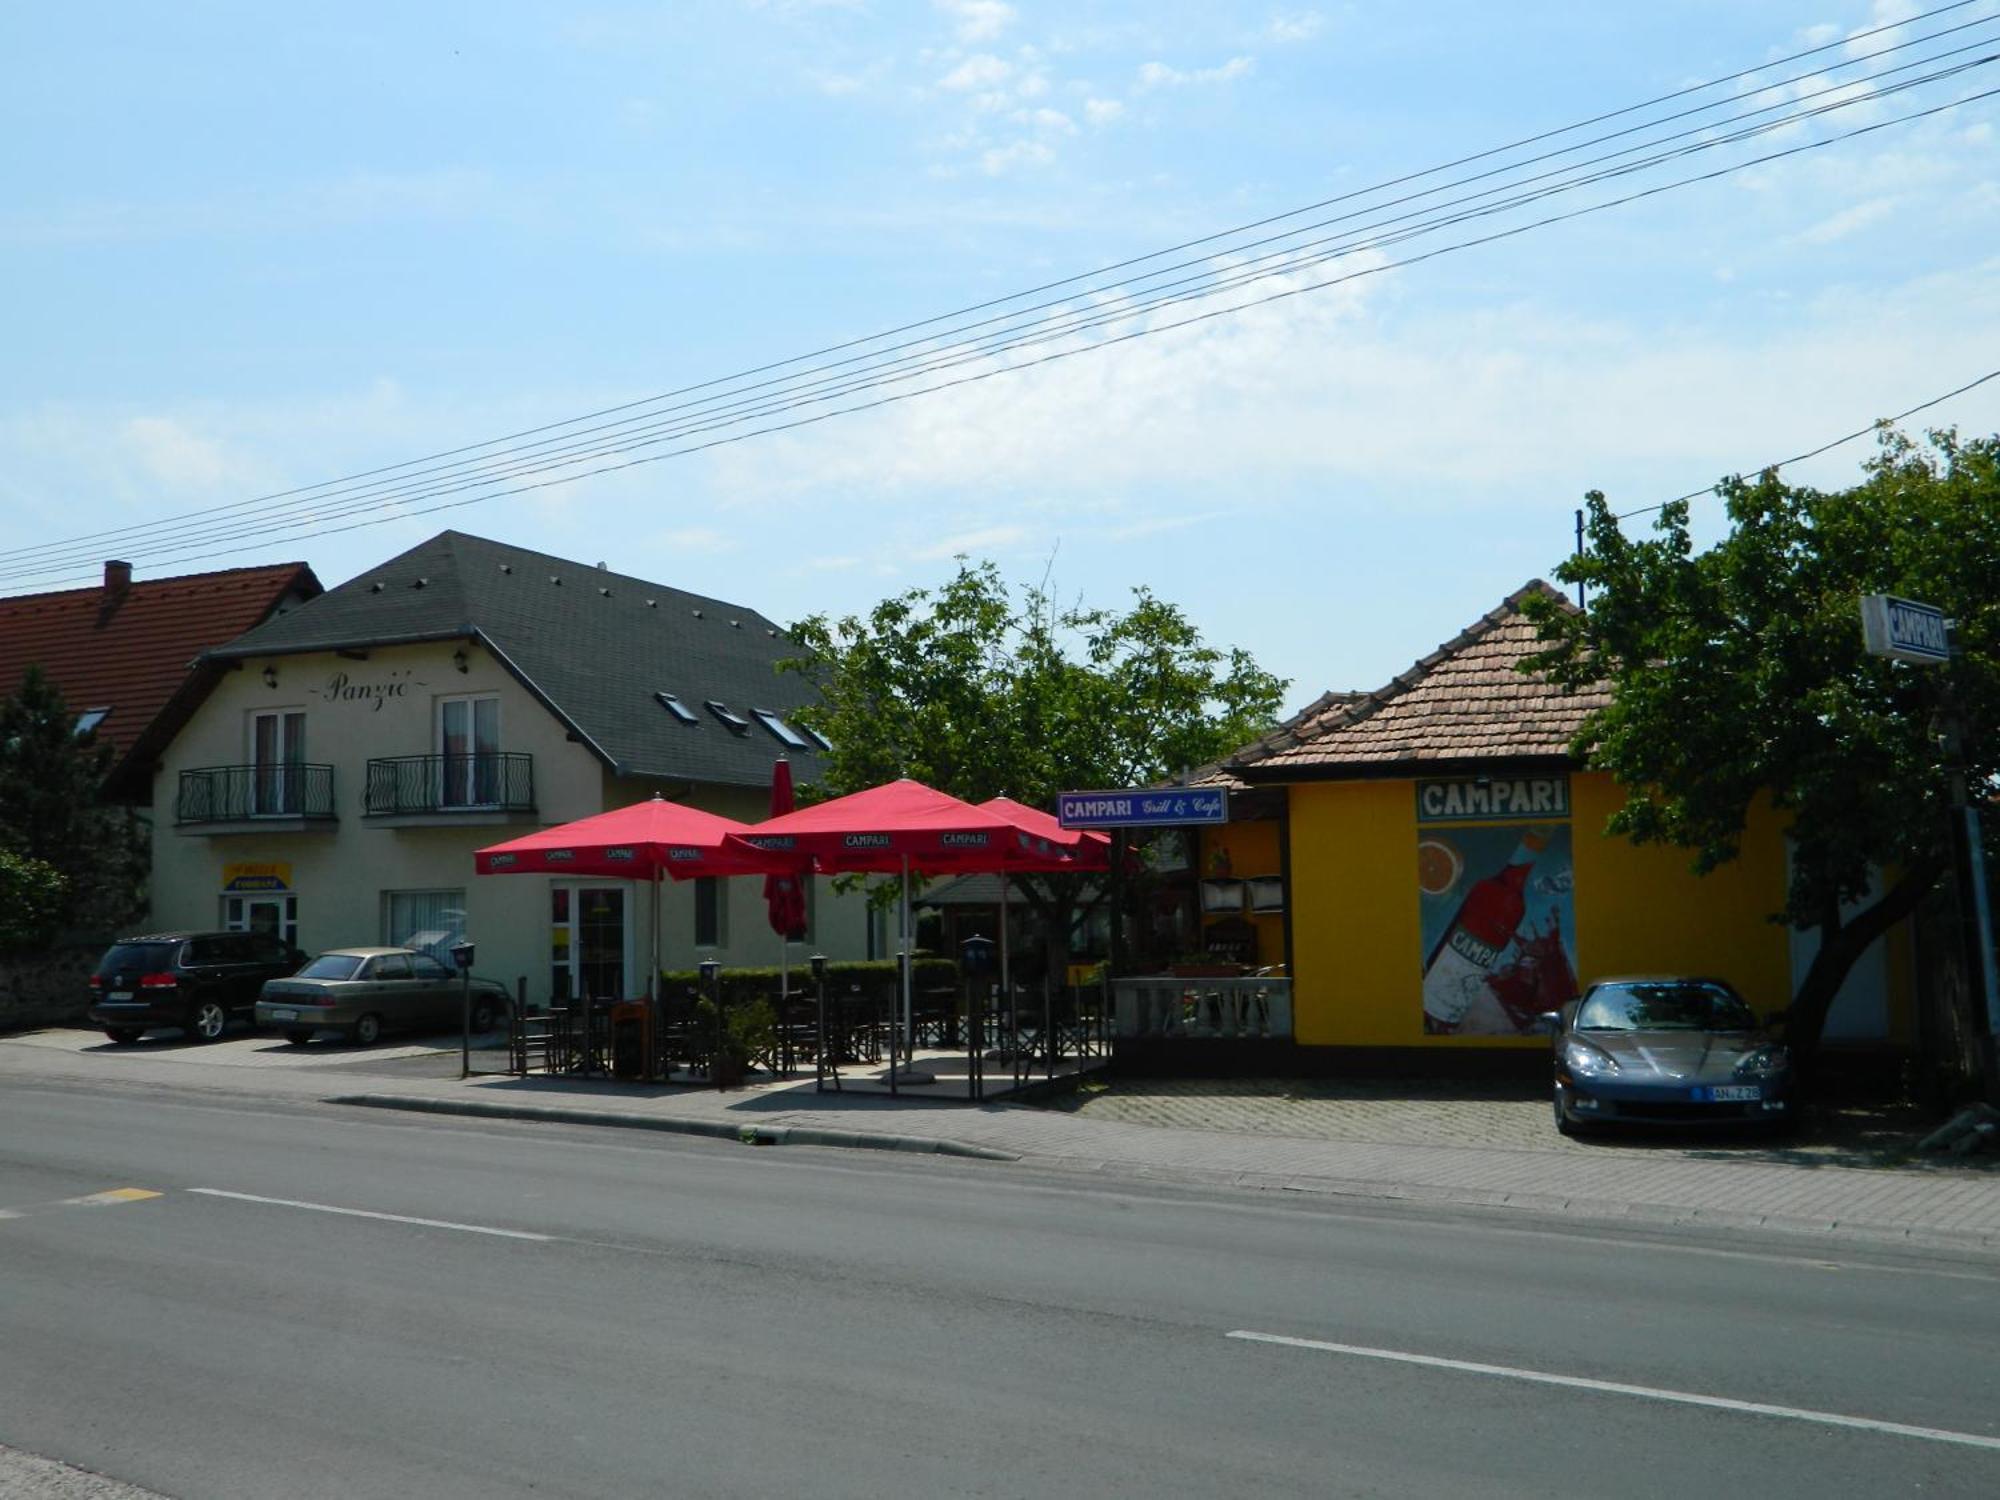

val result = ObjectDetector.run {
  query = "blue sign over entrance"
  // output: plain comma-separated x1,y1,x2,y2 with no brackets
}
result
1057,788,1229,828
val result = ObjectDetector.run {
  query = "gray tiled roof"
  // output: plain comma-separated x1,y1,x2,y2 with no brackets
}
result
209,530,825,788
1232,580,1610,779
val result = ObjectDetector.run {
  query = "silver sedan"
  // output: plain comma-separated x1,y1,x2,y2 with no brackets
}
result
256,947,510,1046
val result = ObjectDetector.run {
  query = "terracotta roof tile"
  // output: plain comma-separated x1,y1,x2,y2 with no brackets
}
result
0,560,320,781
1231,580,1609,778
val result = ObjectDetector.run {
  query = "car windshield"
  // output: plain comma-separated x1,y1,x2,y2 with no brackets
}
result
297,953,365,981
1576,982,1757,1032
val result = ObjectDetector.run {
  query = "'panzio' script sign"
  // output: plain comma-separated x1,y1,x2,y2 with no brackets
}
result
1058,788,1228,828
1416,775,1570,823
321,668,425,711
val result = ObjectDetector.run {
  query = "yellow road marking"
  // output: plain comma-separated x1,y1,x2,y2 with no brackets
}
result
0,1187,162,1221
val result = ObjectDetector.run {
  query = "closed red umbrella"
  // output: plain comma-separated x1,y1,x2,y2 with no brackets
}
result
763,758,808,941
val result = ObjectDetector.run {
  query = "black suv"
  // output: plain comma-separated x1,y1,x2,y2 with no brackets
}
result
88,931,304,1044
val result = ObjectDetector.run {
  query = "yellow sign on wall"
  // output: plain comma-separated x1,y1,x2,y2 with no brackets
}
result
222,861,293,892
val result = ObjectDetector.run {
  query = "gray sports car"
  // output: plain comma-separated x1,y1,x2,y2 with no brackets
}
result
1542,976,1792,1135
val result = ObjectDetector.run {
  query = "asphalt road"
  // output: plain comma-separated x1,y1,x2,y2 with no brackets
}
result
2,1078,1997,1499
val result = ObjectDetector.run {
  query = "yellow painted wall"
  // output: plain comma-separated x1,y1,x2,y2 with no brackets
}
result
1287,772,1819,1048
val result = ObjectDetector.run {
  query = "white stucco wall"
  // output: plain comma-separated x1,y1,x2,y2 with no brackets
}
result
150,639,876,1003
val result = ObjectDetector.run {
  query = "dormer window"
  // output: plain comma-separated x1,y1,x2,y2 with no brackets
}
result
655,692,698,724
752,710,810,749
704,700,750,735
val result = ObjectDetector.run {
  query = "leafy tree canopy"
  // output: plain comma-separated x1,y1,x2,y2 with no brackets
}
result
782,558,1288,805
1524,428,1998,1064
0,665,149,943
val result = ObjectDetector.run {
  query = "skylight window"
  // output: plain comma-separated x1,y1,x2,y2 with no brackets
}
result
803,724,834,752
654,692,698,725
753,709,810,749
704,700,750,735
74,707,110,737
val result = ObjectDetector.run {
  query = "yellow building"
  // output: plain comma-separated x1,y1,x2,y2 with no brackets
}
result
1179,582,1910,1058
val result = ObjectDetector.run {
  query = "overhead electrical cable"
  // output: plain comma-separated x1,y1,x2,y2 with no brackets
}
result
4,5,1996,587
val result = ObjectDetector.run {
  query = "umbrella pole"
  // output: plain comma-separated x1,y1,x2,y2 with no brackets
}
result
1000,877,1012,1059
779,939,789,1076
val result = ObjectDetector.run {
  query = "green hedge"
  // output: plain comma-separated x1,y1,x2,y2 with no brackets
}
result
659,957,959,1005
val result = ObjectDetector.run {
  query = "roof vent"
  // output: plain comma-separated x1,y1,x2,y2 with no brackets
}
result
729,620,741,630
412,577,428,589
550,575,562,586
691,608,702,619
500,563,513,574
766,628,778,637
597,561,608,570
598,586,612,597
370,582,385,593
646,599,657,608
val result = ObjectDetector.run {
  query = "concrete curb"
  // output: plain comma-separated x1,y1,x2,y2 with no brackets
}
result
328,1093,1020,1162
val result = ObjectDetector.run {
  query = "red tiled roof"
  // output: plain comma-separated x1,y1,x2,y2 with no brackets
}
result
1176,690,1369,792
0,561,321,777
1233,580,1611,778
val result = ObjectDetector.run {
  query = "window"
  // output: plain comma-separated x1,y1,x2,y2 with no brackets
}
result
250,709,306,815
802,724,833,752
437,695,500,807
384,890,465,963
655,692,698,724
74,707,110,737
752,709,810,749
410,954,453,981
694,876,727,947
704,700,750,735
298,953,363,981
370,953,414,981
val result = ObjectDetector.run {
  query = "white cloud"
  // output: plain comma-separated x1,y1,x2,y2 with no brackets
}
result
1084,97,1125,125
1012,107,1076,134
121,417,268,494
939,53,1011,91
1267,11,1326,44
1137,56,1255,90
646,526,735,554
1845,0,1920,59
913,524,1030,560
935,0,1016,44
981,139,1056,174
1796,195,1897,243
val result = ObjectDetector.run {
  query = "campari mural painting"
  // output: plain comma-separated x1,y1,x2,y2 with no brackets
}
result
1417,775,1577,1037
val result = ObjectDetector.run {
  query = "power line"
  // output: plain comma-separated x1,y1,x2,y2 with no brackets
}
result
1614,367,2000,521
7,8,1998,587
7,2,1989,574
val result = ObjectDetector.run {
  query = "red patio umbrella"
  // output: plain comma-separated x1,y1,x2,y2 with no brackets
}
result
762,758,809,941
476,793,785,999
976,796,1113,1049
728,779,1077,1082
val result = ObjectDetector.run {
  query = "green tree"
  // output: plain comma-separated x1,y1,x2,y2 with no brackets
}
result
1524,429,1999,1073
0,665,149,941
782,559,1287,979
0,847,68,954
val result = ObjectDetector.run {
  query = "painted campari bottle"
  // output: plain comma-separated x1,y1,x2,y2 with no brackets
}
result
1422,832,1545,1033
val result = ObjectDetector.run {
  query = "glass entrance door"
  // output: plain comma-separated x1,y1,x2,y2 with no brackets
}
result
549,885,629,1002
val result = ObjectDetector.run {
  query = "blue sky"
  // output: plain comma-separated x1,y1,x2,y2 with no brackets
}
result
4,1,1998,712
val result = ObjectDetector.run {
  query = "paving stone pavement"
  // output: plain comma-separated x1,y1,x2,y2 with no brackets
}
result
6,1029,1999,1256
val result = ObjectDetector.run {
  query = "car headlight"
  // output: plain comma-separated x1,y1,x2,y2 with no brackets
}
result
1735,1045,1790,1079
1563,1039,1618,1077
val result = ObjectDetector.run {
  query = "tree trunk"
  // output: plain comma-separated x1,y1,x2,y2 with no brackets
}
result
1786,857,1943,1079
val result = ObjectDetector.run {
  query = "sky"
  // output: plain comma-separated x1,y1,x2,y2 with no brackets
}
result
4,1,1998,714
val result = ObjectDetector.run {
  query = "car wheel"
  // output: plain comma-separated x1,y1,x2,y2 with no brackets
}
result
470,997,498,1034
283,1030,314,1045
105,1027,144,1045
185,998,229,1042
1553,1091,1581,1138
351,1013,383,1047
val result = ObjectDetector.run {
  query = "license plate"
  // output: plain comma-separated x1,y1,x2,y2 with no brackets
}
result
1699,1084,1761,1102
268,1008,298,1021
109,991,132,1001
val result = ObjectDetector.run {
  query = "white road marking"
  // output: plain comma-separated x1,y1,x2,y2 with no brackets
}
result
1226,1330,2000,1452
188,1188,551,1241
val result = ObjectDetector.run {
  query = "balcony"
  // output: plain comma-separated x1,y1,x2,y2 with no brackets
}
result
364,752,536,827
176,764,337,835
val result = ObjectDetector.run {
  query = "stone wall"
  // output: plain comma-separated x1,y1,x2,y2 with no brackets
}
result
0,947,97,1033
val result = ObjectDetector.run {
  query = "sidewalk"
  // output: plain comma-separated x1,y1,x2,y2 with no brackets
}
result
6,1028,1999,1257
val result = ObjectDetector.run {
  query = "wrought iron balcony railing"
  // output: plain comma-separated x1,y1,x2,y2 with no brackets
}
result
177,763,337,824
364,752,536,816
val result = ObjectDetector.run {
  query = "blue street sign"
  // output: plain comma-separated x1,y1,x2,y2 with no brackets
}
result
1057,787,1229,828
